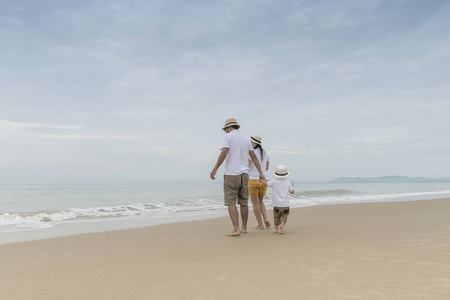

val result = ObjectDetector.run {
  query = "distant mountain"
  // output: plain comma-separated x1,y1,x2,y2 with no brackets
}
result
327,176,450,183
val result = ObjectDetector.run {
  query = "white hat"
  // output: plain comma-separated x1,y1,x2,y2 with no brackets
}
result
250,134,262,145
273,165,290,179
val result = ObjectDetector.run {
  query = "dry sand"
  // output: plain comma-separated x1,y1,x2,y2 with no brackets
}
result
1,198,450,299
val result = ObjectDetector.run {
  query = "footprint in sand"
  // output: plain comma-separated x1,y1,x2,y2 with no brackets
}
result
418,262,450,269
214,272,231,281
388,259,411,265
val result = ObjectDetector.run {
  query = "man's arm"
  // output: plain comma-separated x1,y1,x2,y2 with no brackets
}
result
249,150,266,181
210,148,228,180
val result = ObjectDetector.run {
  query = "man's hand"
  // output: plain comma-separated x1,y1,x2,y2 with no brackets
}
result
210,148,228,180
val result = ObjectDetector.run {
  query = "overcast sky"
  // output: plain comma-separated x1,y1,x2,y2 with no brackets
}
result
1,0,449,184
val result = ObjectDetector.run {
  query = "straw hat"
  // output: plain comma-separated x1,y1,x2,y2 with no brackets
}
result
250,134,262,145
273,165,290,179
222,118,240,130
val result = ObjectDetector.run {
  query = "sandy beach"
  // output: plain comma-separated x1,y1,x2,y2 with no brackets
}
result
1,198,450,300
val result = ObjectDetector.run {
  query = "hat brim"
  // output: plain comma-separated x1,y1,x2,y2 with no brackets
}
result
273,170,290,179
222,124,240,130
250,136,261,145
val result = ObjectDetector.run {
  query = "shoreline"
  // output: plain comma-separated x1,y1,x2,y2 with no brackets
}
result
0,210,229,245
2,182,450,245
2,195,450,245
1,198,450,299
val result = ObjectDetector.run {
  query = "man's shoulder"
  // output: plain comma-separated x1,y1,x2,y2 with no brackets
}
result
229,130,249,140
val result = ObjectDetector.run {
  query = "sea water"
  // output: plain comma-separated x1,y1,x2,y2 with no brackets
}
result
1,182,450,244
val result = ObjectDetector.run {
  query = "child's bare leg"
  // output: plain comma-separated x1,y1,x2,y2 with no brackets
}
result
273,208,280,233
272,225,279,233
279,221,285,234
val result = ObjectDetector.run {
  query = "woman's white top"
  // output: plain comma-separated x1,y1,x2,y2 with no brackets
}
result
248,148,270,180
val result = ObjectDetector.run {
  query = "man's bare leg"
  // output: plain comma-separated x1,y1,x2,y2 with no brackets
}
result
250,195,264,229
240,204,248,234
259,196,270,227
227,204,241,236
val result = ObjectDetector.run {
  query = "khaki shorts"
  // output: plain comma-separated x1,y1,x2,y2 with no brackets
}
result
223,173,249,206
248,179,268,198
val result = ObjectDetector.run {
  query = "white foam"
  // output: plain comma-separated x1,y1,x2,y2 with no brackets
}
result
1,188,450,236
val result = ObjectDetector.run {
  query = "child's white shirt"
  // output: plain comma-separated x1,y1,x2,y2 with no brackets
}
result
267,178,294,207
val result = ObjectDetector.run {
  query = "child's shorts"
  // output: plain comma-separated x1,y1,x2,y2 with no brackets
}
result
273,206,289,226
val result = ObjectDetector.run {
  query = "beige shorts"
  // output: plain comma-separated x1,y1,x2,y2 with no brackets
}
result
248,179,268,198
223,173,249,206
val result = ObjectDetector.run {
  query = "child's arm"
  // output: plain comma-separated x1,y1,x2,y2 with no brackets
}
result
290,183,295,194
260,179,268,186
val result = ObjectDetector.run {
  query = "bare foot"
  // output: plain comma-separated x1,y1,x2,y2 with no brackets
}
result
227,231,241,237
272,229,279,233
241,229,248,234
254,225,264,229
265,220,271,227
279,224,284,234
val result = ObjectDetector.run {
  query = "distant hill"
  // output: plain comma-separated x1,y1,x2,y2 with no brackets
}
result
327,176,450,183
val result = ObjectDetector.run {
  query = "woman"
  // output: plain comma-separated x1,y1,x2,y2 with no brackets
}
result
248,134,271,229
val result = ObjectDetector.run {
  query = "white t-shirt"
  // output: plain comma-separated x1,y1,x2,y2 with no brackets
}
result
267,179,294,207
219,129,254,175
248,148,270,180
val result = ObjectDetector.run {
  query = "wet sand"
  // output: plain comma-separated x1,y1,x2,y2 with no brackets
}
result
1,198,450,299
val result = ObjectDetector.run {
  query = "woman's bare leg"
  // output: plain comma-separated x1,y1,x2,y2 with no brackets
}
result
250,194,264,229
259,196,270,227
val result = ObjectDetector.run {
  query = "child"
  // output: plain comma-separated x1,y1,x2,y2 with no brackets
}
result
262,165,295,234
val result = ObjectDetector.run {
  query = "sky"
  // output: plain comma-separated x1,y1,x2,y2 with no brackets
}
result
1,0,450,184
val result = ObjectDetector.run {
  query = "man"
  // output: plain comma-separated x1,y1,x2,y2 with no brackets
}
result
210,118,266,236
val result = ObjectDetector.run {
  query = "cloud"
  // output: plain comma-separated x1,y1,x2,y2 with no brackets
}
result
1,1,450,183
0,119,81,133
341,136,408,146
270,149,319,156
0,119,134,140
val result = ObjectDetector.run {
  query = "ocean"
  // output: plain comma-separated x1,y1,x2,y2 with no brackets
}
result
1,182,450,244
